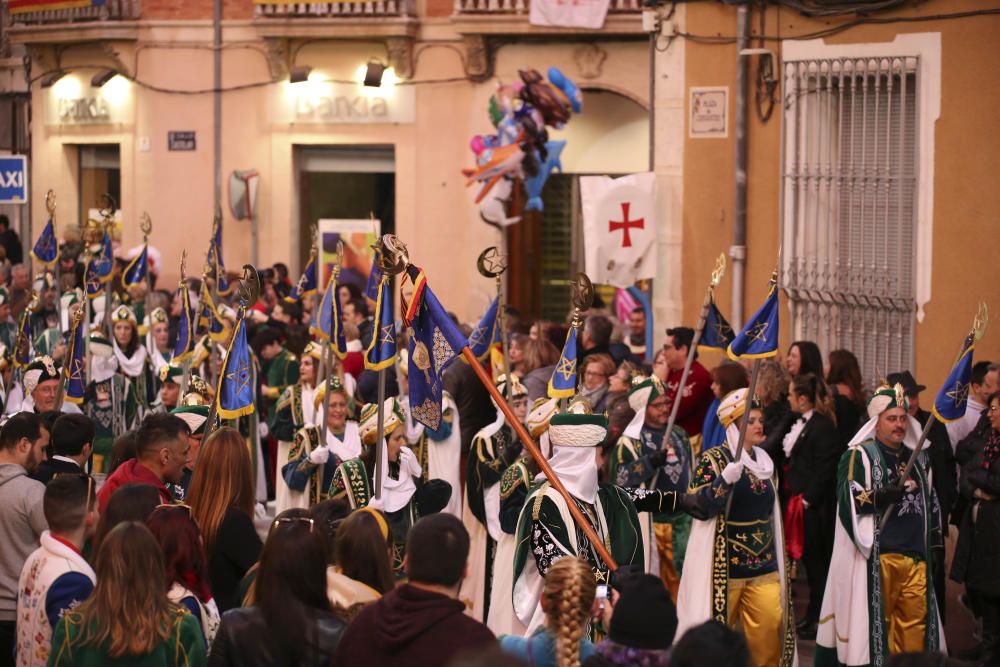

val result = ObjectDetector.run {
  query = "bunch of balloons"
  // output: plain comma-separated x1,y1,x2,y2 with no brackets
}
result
463,67,582,227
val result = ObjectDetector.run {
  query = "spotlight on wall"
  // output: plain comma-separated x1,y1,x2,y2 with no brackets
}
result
289,66,312,84
363,60,386,88
40,70,67,88
91,69,118,88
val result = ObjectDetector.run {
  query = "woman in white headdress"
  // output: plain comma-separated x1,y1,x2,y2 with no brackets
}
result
676,388,798,667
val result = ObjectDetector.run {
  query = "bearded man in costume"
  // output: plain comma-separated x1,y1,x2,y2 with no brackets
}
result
815,385,946,666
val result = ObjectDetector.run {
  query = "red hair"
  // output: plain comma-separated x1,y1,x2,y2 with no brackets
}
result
145,505,212,603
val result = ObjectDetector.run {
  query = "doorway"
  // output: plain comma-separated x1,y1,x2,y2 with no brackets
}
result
77,144,121,224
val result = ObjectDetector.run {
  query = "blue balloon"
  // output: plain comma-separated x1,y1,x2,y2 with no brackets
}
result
523,141,566,212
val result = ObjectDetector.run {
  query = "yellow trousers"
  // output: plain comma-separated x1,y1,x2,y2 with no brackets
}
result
879,553,927,655
654,522,679,603
727,571,782,667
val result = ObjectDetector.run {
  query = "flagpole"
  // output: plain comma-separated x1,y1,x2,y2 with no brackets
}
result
321,240,344,445
663,253,726,452
461,344,618,572
54,308,82,412
98,195,116,339
878,305,988,531
45,191,61,331
731,268,778,460
140,212,153,335
5,291,37,402
476,247,509,384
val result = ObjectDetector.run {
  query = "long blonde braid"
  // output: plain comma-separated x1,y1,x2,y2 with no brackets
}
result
543,557,597,667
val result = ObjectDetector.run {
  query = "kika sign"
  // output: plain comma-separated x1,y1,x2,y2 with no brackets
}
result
273,81,415,125
580,172,657,288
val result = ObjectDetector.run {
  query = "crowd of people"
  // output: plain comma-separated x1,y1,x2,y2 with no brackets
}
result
0,238,995,667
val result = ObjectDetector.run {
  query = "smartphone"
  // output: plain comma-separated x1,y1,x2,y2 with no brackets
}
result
596,584,609,600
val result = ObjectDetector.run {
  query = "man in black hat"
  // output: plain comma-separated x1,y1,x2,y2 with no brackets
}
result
887,369,955,621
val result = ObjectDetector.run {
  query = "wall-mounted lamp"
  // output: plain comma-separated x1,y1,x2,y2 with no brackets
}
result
364,59,386,88
289,66,312,84
40,70,67,88
91,69,118,88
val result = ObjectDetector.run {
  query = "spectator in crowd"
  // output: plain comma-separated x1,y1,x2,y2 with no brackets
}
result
660,326,714,444
343,298,373,348
499,556,597,667
333,513,495,666
96,413,190,511
210,512,346,666
701,362,749,452
580,315,631,366
48,522,206,666
106,430,138,475
91,483,161,557
584,573,675,667
146,504,221,646
15,474,98,667
606,360,639,405
329,507,395,616
508,333,530,378
579,353,616,414
785,340,824,378
949,361,997,449
31,414,95,485
624,307,647,362
0,216,22,266
0,412,49,666
826,349,867,445
188,427,262,613
669,620,750,667
755,359,794,463
521,338,561,403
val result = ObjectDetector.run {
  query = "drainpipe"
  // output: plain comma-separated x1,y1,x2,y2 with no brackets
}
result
730,4,750,329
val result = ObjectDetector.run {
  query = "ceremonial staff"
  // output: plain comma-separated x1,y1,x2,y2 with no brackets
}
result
879,303,989,531
139,212,153,332
546,273,593,408
98,195,117,337
54,306,83,411
663,254,726,451
5,290,38,402
383,234,619,571
177,251,194,400
320,240,345,443
477,247,509,384
46,191,61,328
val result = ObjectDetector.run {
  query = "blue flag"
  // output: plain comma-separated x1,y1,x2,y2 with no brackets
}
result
13,314,31,369
403,265,469,430
468,297,500,361
932,333,975,423
121,244,148,289
700,297,735,351
364,276,396,371
93,230,114,284
30,217,59,267
286,251,318,303
727,285,780,360
215,313,255,419
548,327,578,398
310,273,347,360
173,286,195,362
64,314,86,405
84,258,103,301
211,225,233,297
365,259,382,302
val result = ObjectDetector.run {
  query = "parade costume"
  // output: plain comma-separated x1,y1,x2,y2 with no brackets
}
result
109,305,151,428
463,375,528,622
512,410,649,636
815,386,946,667
145,307,172,395
0,288,16,353
676,389,798,667
83,335,125,471
487,396,558,637
331,397,451,575
612,376,693,600
271,342,324,512
263,343,299,405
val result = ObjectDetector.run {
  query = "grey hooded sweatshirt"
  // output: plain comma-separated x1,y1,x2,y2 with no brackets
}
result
0,463,46,621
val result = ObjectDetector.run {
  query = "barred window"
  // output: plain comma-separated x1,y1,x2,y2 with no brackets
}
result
780,56,919,385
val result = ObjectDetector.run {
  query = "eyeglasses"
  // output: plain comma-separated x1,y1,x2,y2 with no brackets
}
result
274,516,314,533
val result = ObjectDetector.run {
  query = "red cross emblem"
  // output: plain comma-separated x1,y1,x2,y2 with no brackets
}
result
608,202,644,248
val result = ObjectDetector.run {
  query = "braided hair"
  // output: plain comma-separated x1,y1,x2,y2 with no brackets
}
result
543,557,597,667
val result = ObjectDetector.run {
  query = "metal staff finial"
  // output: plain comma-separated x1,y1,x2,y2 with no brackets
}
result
476,246,508,279
238,264,261,306
973,302,989,342
179,250,188,286
710,253,727,289
569,273,594,329
377,234,409,276
98,194,117,224
140,212,152,238
45,190,56,216
333,240,345,280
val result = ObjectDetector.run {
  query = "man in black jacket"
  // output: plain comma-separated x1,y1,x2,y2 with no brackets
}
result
30,414,95,485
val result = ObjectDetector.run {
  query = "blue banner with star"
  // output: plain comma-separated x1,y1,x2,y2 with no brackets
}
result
64,313,86,404
548,327,578,399
285,251,318,303
403,265,469,430
727,285,779,360
310,274,347,359
173,285,195,362
699,297,735,351
121,243,148,289
215,312,255,419
30,217,59,268
364,277,396,371
468,297,500,361
932,332,975,423
93,230,114,285
365,252,382,301
84,258,103,300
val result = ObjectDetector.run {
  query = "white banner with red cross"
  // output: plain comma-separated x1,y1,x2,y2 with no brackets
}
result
529,0,610,29
580,172,657,288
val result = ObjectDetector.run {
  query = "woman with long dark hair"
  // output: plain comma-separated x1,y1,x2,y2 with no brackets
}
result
209,514,346,666
188,427,262,613
48,522,206,665
146,504,221,646
784,340,823,378
783,373,843,640
825,348,866,445
329,507,395,616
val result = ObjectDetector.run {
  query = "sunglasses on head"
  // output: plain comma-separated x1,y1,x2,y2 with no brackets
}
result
274,516,315,533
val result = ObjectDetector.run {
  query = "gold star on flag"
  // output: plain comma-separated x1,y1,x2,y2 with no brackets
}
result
555,356,576,382
226,360,251,394
747,322,770,343
380,325,395,345
945,380,969,407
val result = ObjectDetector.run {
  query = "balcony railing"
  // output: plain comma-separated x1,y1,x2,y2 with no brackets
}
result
453,0,641,14
254,1,413,18
7,0,139,24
